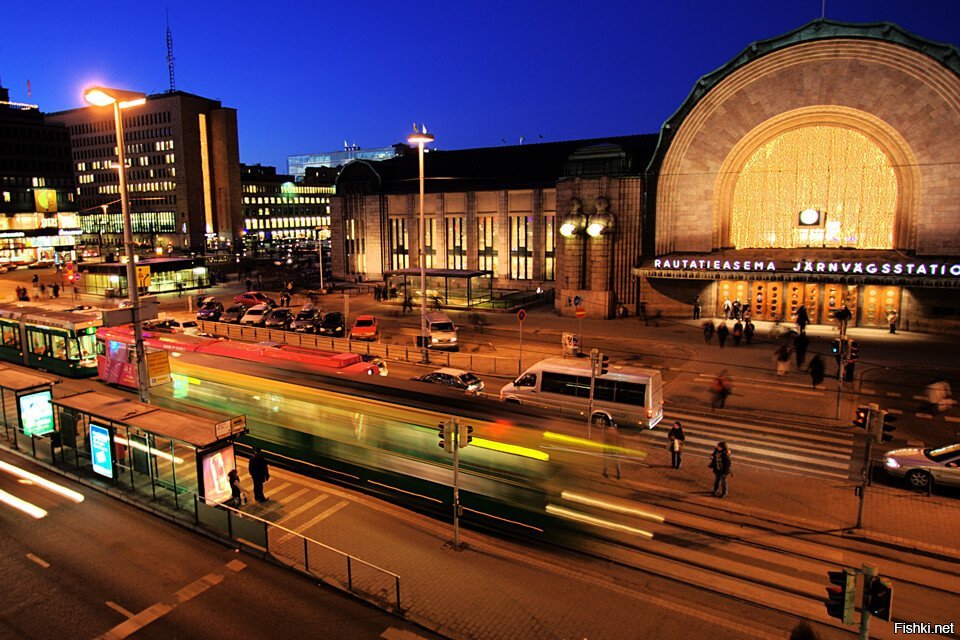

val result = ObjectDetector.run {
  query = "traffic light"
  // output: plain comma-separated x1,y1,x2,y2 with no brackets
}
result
853,406,871,429
597,352,610,376
458,423,474,449
830,339,841,355
873,410,897,444
826,569,858,625
848,339,860,361
866,576,893,621
437,421,454,453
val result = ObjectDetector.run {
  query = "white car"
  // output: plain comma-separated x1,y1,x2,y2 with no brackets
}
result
240,303,271,327
884,443,960,490
144,319,199,335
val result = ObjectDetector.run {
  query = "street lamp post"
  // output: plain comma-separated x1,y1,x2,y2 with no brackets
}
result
85,86,149,403
408,125,434,364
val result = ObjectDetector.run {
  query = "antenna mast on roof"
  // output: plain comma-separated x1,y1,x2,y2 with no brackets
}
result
166,9,176,92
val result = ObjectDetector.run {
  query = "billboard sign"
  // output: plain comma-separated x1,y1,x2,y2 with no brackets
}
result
18,389,55,436
89,423,114,479
200,444,236,504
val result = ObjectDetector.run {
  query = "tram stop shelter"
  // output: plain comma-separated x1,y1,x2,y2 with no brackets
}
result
0,366,59,460
383,268,493,308
51,390,247,513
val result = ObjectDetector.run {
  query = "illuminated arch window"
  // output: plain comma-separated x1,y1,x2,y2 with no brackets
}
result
730,125,897,249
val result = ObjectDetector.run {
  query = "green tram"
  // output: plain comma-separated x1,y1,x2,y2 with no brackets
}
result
0,305,100,378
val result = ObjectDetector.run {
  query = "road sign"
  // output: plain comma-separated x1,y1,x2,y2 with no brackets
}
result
518,309,526,322
573,295,582,306
136,265,152,289
575,307,587,319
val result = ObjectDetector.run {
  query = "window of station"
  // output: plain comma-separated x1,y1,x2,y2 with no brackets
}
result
446,216,466,270
510,215,533,280
389,218,409,270
477,216,498,277
544,214,556,281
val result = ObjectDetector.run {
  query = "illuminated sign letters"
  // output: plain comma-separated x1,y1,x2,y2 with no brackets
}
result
652,257,960,278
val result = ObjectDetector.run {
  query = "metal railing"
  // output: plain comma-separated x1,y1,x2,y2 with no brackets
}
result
195,494,401,612
197,320,522,376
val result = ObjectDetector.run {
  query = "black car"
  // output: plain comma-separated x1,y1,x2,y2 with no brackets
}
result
196,300,224,322
221,304,248,324
290,306,321,332
317,312,346,337
264,307,294,330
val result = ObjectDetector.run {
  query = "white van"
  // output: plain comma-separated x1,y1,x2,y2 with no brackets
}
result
426,311,458,350
500,357,664,429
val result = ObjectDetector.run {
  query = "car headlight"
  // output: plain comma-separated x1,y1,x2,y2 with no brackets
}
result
884,457,900,469
431,336,439,343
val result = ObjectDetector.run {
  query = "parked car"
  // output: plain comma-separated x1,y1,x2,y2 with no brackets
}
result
264,307,294,330
317,312,346,338
240,303,272,326
234,291,277,307
349,314,378,341
290,305,321,332
196,300,224,322
27,259,55,269
883,443,960,490
144,319,199,335
412,368,484,395
221,304,248,324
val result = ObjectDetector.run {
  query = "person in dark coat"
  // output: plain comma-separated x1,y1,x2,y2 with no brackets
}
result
702,321,714,344
709,441,732,498
693,296,701,320
793,332,809,368
795,305,809,334
732,299,742,321
732,320,743,346
807,354,826,389
245,278,253,292
52,283,60,298
716,322,729,348
248,448,270,502
228,469,243,507
743,320,755,345
667,421,686,469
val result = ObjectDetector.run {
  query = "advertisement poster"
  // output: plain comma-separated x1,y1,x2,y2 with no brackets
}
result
89,423,114,479
18,389,54,436
200,444,235,504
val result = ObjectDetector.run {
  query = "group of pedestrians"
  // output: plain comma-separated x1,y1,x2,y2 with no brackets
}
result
666,420,733,498
18,278,61,302
227,448,271,508
703,318,755,348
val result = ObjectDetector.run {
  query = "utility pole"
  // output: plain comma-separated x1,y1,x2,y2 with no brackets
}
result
588,349,598,438
452,417,461,548
859,564,877,640
855,403,879,530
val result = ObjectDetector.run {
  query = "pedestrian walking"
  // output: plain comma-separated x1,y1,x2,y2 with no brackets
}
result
732,320,743,346
402,296,413,314
796,305,809,334
710,370,732,409
72,284,80,301
774,345,792,377
245,278,253,292
601,424,621,480
732,299,742,321
743,320,755,345
887,309,899,334
667,421,685,469
693,296,701,320
248,447,270,502
32,274,39,287
793,333,809,367
722,298,732,319
228,469,244,507
716,322,729,348
176,282,184,297
39,283,46,299
807,354,825,389
702,321,715,344
639,301,649,326
709,441,732,497
52,283,60,298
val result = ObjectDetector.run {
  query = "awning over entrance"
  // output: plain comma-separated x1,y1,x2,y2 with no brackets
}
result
635,250,960,289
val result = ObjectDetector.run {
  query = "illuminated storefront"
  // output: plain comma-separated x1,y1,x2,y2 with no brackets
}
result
638,21,960,332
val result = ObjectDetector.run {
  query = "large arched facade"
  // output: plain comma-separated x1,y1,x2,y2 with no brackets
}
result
640,21,960,331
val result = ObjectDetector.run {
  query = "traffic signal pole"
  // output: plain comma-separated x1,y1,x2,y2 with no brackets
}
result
855,403,879,530
588,349,598,439
859,564,878,640
453,417,461,549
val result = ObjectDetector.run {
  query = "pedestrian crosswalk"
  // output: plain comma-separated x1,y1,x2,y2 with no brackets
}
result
647,409,856,480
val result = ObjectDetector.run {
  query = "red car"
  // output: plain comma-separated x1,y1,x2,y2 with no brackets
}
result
234,291,276,307
350,315,378,341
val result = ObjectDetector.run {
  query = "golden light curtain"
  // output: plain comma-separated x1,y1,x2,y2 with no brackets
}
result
730,125,897,249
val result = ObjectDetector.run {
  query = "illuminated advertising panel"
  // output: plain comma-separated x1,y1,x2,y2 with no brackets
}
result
18,389,54,436
200,444,235,504
89,423,114,479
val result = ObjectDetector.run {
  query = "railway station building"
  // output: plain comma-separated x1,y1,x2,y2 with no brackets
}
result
333,20,960,331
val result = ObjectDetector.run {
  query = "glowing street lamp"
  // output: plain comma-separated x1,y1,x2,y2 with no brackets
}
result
84,85,150,403
408,124,434,364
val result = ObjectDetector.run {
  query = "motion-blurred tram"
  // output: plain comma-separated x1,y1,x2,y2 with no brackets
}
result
0,304,100,377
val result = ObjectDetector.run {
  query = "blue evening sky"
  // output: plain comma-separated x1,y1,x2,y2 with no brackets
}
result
2,0,958,169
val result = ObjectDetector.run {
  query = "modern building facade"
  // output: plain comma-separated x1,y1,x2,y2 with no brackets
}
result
0,86,81,266
638,20,960,332
47,91,242,256
288,144,403,181
332,21,960,331
240,163,333,251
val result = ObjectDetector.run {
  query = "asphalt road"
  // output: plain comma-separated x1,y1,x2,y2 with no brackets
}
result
0,449,437,640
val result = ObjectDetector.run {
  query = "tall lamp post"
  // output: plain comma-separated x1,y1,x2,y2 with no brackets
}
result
85,86,150,403
408,125,434,364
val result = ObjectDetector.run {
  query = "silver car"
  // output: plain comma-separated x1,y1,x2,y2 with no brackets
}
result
883,443,960,490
